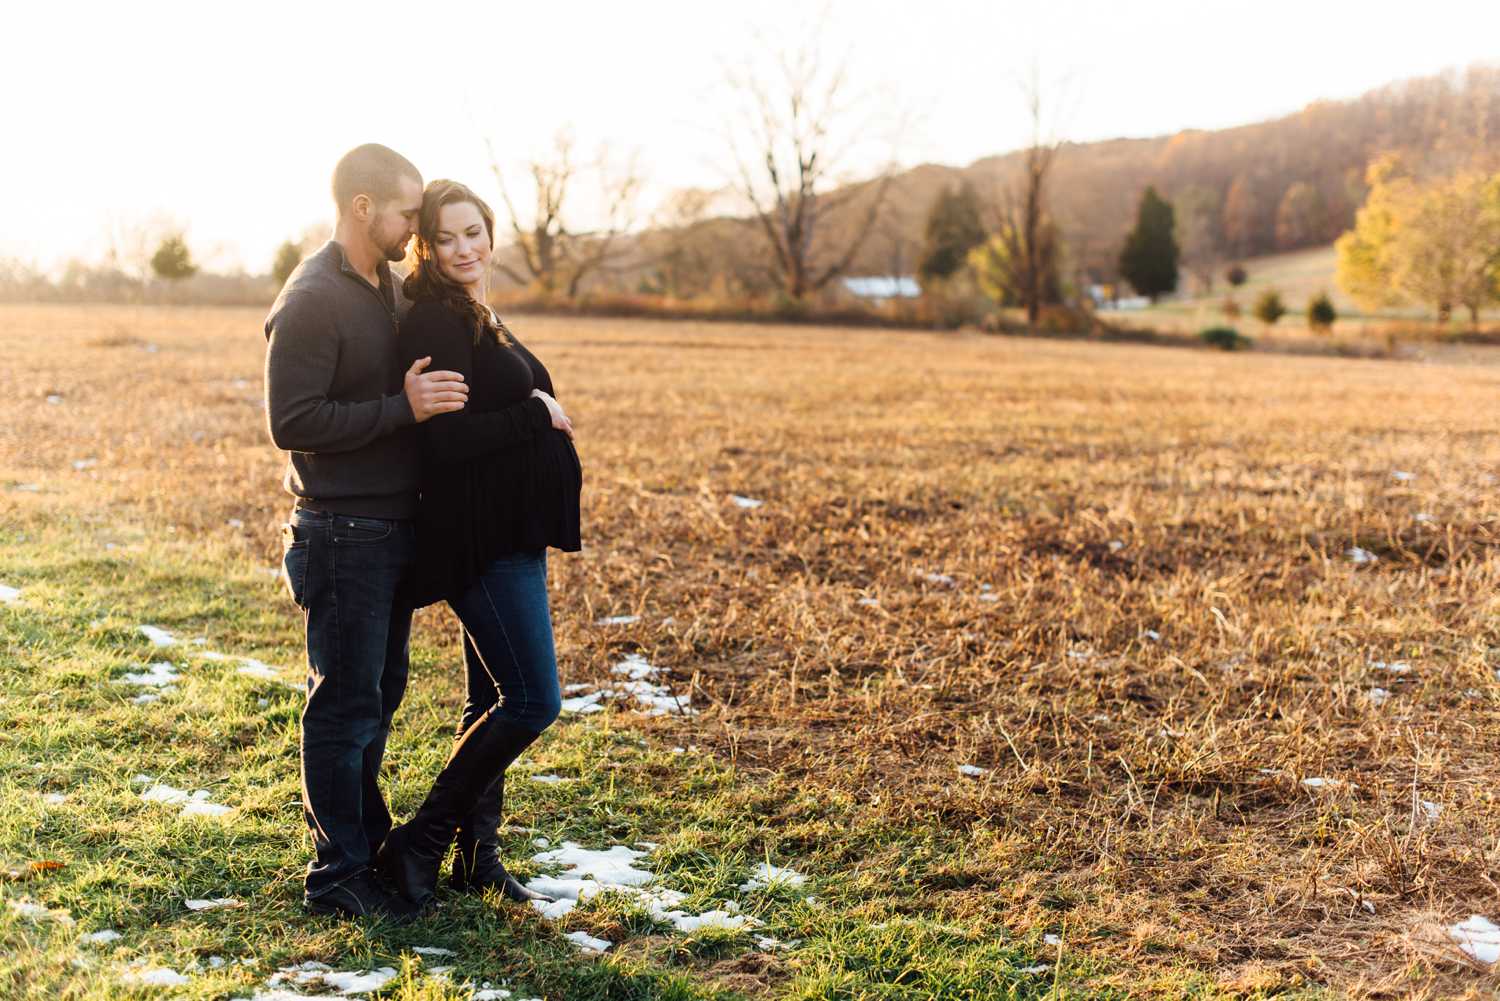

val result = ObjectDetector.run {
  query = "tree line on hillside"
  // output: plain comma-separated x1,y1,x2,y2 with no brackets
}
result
3,63,1497,321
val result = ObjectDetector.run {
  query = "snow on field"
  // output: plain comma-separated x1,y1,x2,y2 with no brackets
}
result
1450,915,1500,965
10,899,73,924
138,782,233,818
43,792,67,805
729,494,764,509
1391,470,1416,482
559,654,696,717
137,625,178,647
958,764,989,777
1370,659,1411,674
528,774,572,785
595,614,639,625
524,840,780,945
411,947,455,957
116,662,180,687
1367,687,1391,707
740,862,807,891
565,931,612,953
120,965,190,987
185,898,242,911
0,583,20,603
1347,547,1378,565
82,929,121,944
266,961,396,994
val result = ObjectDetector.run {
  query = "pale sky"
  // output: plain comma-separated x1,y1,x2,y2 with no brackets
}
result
6,0,1500,273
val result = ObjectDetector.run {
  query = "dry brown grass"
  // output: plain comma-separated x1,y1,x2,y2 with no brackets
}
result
4,303,1500,997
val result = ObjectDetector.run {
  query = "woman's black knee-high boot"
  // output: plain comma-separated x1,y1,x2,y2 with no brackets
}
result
449,770,556,902
376,710,545,908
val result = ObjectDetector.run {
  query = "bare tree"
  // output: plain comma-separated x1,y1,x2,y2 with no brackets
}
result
723,33,899,301
985,68,1066,332
487,132,645,297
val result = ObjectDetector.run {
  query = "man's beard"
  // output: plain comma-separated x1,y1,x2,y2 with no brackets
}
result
370,222,409,262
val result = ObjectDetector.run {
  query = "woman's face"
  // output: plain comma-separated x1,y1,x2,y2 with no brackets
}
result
431,200,491,287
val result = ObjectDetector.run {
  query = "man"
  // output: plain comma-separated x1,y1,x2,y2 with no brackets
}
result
265,143,467,920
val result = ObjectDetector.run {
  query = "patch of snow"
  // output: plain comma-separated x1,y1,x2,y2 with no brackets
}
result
185,897,242,911
43,792,66,805
267,962,396,994
739,862,807,891
1449,914,1500,965
919,570,956,586
471,991,513,1001
1421,800,1442,821
978,593,1000,603
1347,547,1378,565
0,583,20,604
117,662,181,687
1415,512,1435,524
565,930,613,953
72,458,98,471
236,658,281,681
140,783,232,818
1367,688,1391,707
1143,629,1161,642
120,966,189,987
560,691,606,714
611,653,664,680
83,929,122,944
1044,932,1062,946
857,597,880,607
1391,470,1415,482
411,946,455,957
137,625,178,647
529,774,572,785
1301,777,1351,790
729,495,763,509
595,614,639,625
10,899,73,924
13,483,41,492
227,518,245,529
1019,964,1050,974
1370,660,1411,674
671,746,685,754
957,764,988,777
534,842,654,887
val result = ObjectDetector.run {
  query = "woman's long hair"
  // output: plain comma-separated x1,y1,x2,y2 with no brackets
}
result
402,179,510,345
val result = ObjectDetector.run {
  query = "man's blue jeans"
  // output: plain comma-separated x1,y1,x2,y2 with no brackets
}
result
282,508,414,898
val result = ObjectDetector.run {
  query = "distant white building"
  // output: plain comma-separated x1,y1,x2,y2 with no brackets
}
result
842,275,921,304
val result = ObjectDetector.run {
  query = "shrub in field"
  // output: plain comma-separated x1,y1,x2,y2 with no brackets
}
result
272,241,302,288
1307,291,1337,332
1222,295,1241,319
1199,325,1251,350
150,235,197,283
1253,288,1286,326
1225,263,1248,286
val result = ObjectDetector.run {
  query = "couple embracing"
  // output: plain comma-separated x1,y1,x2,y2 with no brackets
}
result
264,143,582,922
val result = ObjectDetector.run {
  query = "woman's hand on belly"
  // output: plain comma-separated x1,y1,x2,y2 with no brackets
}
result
531,389,575,440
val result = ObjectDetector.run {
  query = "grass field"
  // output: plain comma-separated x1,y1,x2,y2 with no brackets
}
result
1112,245,1500,337
3,304,1500,999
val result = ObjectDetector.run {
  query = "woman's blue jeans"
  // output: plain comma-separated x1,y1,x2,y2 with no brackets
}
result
448,550,562,742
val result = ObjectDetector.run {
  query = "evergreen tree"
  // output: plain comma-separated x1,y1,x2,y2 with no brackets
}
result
1118,186,1179,301
917,184,986,283
1307,291,1337,332
1253,288,1286,326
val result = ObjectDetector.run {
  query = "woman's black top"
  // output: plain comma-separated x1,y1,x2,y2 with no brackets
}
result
397,298,582,607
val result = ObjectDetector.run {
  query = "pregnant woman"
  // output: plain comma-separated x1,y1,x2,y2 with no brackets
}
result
378,178,581,909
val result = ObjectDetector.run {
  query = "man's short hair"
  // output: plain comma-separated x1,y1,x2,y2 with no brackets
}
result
331,144,421,213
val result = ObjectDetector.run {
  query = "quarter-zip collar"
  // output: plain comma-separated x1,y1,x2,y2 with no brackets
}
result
328,240,397,320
